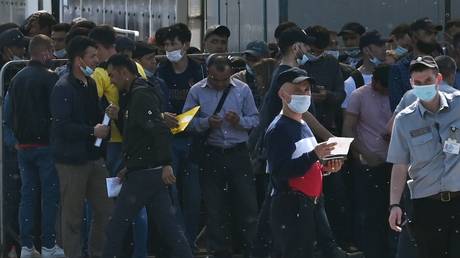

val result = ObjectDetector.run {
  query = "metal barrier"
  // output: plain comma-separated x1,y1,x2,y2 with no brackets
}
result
0,59,68,253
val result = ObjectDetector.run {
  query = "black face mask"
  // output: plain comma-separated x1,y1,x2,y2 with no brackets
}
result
416,40,438,55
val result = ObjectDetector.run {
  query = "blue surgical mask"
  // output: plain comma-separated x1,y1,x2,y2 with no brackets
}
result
80,65,94,76
394,46,408,57
166,49,183,63
144,69,154,78
246,64,255,75
306,53,319,62
324,50,340,59
345,48,361,57
370,57,383,66
412,84,437,101
296,54,309,65
288,95,311,114
54,49,66,58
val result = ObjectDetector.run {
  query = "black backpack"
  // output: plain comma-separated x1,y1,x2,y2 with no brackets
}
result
350,69,365,88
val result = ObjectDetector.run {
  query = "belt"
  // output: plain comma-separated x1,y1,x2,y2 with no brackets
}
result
128,165,163,172
428,191,460,202
206,142,247,155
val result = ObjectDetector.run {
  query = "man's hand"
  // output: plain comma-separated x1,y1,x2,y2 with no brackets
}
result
314,142,337,159
162,165,176,185
117,167,128,182
94,124,110,138
105,104,120,120
225,111,240,126
389,206,403,232
163,112,179,129
323,159,344,173
209,115,223,129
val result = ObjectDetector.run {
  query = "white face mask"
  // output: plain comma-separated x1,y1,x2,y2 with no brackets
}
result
287,95,311,114
166,49,183,63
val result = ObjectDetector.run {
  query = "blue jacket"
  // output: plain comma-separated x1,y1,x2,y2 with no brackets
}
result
389,54,413,112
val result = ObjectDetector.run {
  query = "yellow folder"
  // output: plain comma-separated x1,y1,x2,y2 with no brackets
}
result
170,106,201,135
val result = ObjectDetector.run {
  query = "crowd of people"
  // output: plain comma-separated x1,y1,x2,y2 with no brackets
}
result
1,10,460,258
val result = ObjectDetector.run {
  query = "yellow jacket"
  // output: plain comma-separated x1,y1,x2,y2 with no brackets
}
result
92,62,147,142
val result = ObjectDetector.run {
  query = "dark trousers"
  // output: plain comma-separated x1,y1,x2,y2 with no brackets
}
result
201,145,258,258
353,162,394,258
103,168,192,258
270,192,316,258
411,196,460,258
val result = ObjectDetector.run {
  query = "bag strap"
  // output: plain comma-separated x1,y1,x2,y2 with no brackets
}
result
212,84,231,115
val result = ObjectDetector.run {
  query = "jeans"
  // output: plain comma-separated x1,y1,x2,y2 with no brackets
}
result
201,145,258,258
270,192,316,258
171,137,201,245
106,142,148,258
102,168,192,258
3,146,21,252
17,146,59,249
352,162,394,258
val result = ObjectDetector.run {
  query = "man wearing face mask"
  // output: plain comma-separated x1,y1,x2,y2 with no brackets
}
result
342,65,393,258
388,55,460,258
155,23,205,248
265,67,343,258
232,40,269,108
389,17,443,111
342,30,387,110
390,24,412,59
5,34,64,258
51,23,70,59
338,22,366,68
50,36,113,258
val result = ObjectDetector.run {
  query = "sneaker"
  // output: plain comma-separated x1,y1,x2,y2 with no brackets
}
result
41,245,65,258
20,246,41,258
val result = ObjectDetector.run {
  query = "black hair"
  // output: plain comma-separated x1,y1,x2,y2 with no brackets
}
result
35,12,57,29
66,36,97,61
89,25,116,48
446,19,460,32
156,23,191,46
435,55,457,78
274,21,298,40
305,25,330,50
391,23,410,39
65,26,90,45
106,53,139,75
372,64,391,88
410,63,439,75
71,20,96,30
187,46,202,54
52,23,71,33
0,23,19,34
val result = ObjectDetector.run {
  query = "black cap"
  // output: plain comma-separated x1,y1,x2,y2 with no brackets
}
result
338,22,366,36
278,67,315,85
244,40,269,57
204,25,231,40
410,17,442,33
409,55,439,72
0,28,27,47
115,36,136,52
359,30,388,49
278,28,315,50
133,41,156,59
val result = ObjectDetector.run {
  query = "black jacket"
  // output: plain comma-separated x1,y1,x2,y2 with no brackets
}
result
122,77,172,171
50,72,104,164
9,60,58,144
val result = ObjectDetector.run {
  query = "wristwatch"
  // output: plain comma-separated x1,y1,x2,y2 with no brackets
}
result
388,203,401,212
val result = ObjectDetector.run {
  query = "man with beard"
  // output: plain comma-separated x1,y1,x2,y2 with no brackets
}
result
389,17,442,111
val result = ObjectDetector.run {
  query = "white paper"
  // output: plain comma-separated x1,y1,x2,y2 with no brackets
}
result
94,114,111,147
106,177,122,198
326,137,354,156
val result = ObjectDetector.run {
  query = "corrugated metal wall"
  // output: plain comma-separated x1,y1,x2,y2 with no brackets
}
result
0,0,27,25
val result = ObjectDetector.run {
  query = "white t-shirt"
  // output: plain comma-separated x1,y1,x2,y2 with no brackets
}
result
341,73,373,109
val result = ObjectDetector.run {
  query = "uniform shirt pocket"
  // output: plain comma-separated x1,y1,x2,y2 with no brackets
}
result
410,133,435,163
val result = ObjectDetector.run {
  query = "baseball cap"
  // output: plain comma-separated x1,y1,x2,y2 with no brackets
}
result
204,25,231,40
409,55,439,73
133,41,157,59
244,40,269,57
410,17,443,33
278,67,316,85
115,36,136,52
0,28,28,47
338,22,366,36
278,28,315,50
359,30,388,49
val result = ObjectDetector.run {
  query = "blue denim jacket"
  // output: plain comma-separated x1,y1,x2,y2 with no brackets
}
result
389,54,413,112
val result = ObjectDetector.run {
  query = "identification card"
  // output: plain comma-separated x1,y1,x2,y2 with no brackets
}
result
443,138,460,155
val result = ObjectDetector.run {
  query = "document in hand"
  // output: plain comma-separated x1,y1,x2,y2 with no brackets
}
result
106,177,122,198
322,137,354,161
94,114,110,147
170,106,200,135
